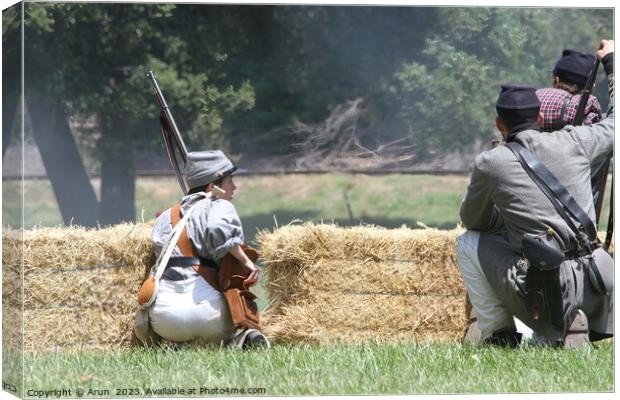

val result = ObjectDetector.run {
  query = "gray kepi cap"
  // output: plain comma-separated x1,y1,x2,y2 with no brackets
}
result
184,150,240,190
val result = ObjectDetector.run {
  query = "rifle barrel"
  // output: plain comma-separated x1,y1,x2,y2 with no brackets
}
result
147,70,189,161
574,59,600,125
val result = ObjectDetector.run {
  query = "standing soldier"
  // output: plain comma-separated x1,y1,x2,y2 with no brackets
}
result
456,40,614,348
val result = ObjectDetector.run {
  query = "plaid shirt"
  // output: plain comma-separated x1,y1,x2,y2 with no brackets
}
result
536,87,602,132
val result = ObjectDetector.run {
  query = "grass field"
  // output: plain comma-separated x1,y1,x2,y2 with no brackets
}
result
2,174,474,243
3,173,612,244
2,173,615,396
5,341,614,396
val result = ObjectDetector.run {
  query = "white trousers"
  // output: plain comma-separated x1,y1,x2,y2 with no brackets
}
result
455,230,533,340
149,275,235,344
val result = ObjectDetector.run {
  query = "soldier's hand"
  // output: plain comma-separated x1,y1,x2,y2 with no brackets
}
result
243,262,260,287
229,244,261,287
597,39,614,60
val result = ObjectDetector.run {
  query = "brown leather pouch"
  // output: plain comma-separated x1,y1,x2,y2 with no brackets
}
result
219,245,261,329
224,289,260,330
193,264,221,291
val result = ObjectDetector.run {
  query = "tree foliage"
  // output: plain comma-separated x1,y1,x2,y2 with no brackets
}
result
20,4,612,162
19,3,257,224
5,4,613,225
390,8,613,157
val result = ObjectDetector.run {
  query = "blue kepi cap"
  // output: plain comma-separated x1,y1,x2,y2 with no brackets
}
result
495,84,541,119
553,49,596,86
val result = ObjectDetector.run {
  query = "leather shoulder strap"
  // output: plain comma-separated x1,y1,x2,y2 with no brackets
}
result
170,203,197,257
506,142,597,248
170,203,221,291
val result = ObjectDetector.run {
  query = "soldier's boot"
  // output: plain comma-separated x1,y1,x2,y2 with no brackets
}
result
232,328,270,349
483,327,522,348
245,329,270,349
462,319,482,344
563,309,590,349
462,299,482,345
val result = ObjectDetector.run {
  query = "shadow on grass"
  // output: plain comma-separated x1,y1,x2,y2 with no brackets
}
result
241,209,459,245
241,209,320,245
335,216,458,231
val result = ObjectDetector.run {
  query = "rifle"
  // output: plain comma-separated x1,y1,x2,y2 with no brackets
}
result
574,59,600,125
147,70,189,194
605,178,613,250
573,58,613,250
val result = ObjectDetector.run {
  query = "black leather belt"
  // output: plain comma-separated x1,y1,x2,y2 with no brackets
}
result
564,249,592,260
163,256,219,281
166,256,219,269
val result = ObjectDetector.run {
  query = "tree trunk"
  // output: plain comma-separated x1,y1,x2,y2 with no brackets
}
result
28,99,99,227
98,119,136,225
3,35,21,157
2,97,19,158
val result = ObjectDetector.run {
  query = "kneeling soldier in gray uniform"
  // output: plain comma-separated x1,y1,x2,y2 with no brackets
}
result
457,40,614,348
148,150,269,348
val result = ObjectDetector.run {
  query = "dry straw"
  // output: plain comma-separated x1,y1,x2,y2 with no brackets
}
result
2,224,154,353
257,223,468,344
259,225,614,345
4,221,610,352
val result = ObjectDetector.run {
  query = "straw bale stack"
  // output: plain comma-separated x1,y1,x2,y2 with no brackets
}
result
257,223,468,344
2,221,611,352
2,224,154,352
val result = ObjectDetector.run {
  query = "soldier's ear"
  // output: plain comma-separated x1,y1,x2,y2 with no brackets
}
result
536,112,544,128
552,76,560,87
495,117,507,135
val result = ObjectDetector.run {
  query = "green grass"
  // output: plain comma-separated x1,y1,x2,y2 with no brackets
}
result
3,174,614,396
3,174,470,237
9,341,612,396
4,174,612,242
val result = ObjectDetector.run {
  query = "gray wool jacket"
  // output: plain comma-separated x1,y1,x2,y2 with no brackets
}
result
152,193,244,280
460,71,614,253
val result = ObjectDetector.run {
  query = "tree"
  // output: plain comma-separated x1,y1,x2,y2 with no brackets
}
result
12,3,100,227
22,3,255,226
390,8,613,158
220,6,441,157
14,4,613,229
3,5,21,157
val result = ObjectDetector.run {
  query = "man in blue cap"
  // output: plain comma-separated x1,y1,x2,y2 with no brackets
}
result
537,49,608,219
456,40,614,348
537,49,603,131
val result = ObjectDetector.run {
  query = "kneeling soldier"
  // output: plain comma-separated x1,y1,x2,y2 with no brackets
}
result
457,40,614,348
144,150,269,348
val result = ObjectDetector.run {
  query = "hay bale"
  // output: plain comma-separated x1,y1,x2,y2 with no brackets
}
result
257,223,468,344
265,292,465,344
2,306,22,351
2,224,154,352
259,224,614,345
3,221,611,352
